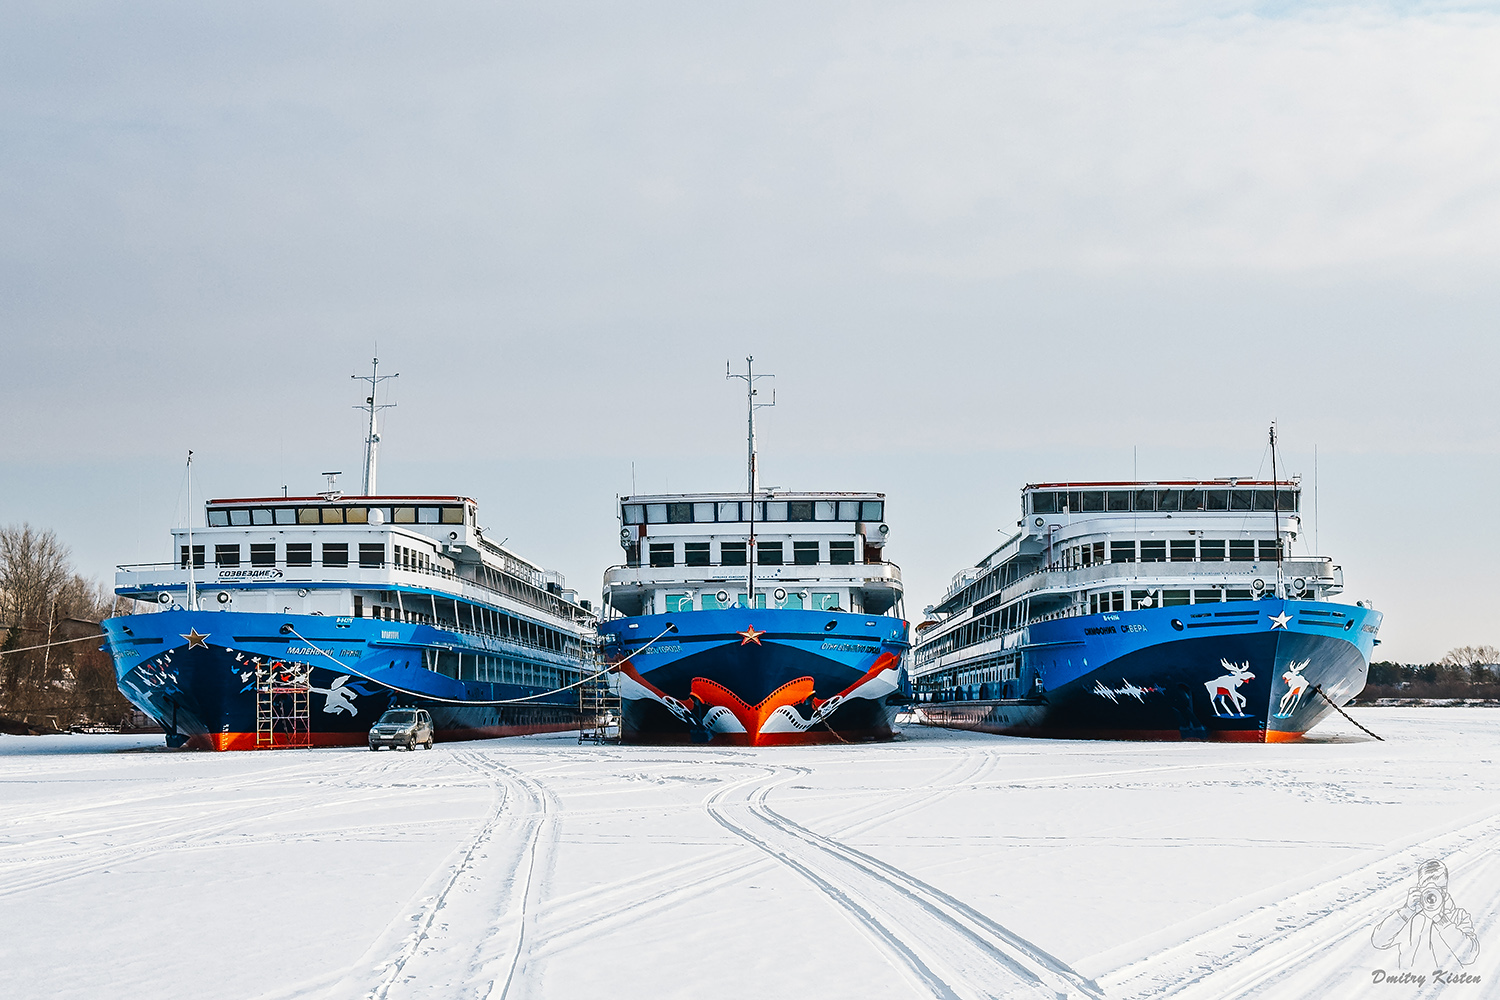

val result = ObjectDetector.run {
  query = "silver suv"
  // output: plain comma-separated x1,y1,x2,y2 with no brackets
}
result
368,708,435,751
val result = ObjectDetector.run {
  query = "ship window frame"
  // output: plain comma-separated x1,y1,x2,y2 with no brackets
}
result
1107,491,1130,511
793,540,820,565
666,502,693,524
322,508,345,524
207,510,229,527
1163,589,1191,607
1031,492,1056,514
215,544,240,567
815,500,837,520
860,500,884,521
286,543,313,567
1140,540,1167,563
649,543,675,568
838,500,861,520
1169,540,1196,562
250,543,276,568
1253,490,1276,511
358,543,385,569
345,507,368,524
693,502,716,523
717,502,740,522
684,542,711,567
1131,490,1155,512
441,506,464,524
229,509,251,526
251,508,273,526
1229,539,1255,562
1199,540,1226,562
1110,541,1136,563
1205,490,1229,511
273,507,296,525
1180,489,1204,511
297,508,320,525
417,507,441,524
393,507,417,524
1194,589,1223,604
757,541,784,565
788,501,814,522
1230,490,1253,511
765,501,788,521
829,540,856,565
1081,491,1104,512
322,543,349,567
1156,490,1180,512
720,541,747,566
623,504,645,525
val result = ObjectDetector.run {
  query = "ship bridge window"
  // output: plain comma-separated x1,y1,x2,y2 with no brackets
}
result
684,542,710,566
345,507,368,524
1132,490,1155,512
793,541,820,565
1252,491,1276,511
207,510,229,527
1229,540,1255,562
441,506,464,524
815,500,837,520
830,540,855,565
645,504,667,523
322,508,345,524
860,501,884,521
323,543,348,567
1180,489,1204,511
1230,491,1253,511
229,509,251,526
252,508,273,526
1156,490,1180,511
765,501,788,521
1140,540,1166,562
1200,540,1226,561
417,507,440,524
1206,490,1229,510
788,501,814,521
1031,492,1056,514
1170,540,1195,562
215,544,240,567
718,502,741,521
1107,491,1130,511
297,508,319,524
1110,541,1135,563
623,504,645,525
1081,491,1104,512
667,502,693,523
649,543,675,568
838,500,862,520
721,542,747,565
758,541,783,565
693,502,716,522
274,508,295,525
393,507,416,523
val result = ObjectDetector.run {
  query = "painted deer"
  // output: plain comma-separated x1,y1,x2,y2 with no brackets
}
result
1277,660,1311,718
1205,659,1255,717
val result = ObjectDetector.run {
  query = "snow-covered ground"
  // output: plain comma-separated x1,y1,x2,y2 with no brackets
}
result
2,709,1495,1000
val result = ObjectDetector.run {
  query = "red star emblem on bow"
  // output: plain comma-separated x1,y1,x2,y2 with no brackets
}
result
738,625,765,646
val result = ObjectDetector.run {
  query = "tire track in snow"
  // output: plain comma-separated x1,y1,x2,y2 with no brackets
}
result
706,766,1104,1000
1096,807,1500,1000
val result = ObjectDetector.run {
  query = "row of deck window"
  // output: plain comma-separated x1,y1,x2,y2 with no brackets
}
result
1030,488,1298,515
623,499,883,525
1088,588,1256,613
635,539,859,569
182,543,390,569
1061,539,1281,567
206,505,468,527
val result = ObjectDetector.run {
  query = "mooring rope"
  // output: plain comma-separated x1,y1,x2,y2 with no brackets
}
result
0,633,101,656
1311,683,1384,741
282,624,673,708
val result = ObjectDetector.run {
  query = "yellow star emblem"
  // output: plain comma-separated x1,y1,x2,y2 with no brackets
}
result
738,625,765,646
180,628,210,649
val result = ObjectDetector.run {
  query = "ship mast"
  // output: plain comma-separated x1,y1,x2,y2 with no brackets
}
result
1269,422,1284,599
727,357,774,608
184,450,197,611
352,357,398,496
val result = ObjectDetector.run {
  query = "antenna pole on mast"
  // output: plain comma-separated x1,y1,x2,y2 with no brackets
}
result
185,450,197,611
352,356,398,496
1270,422,1284,598
727,357,775,609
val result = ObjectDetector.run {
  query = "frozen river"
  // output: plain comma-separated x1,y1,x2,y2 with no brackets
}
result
2,708,1495,999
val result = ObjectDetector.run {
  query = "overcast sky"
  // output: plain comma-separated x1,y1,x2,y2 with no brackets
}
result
4,1,1499,662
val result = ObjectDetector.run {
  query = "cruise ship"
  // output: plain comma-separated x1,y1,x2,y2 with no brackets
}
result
912,468,1381,742
101,363,596,750
596,359,911,745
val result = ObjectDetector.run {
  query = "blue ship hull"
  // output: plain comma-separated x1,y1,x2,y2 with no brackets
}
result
599,609,911,745
103,610,587,750
921,599,1381,742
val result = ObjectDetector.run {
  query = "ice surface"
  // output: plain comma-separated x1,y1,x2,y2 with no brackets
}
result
2,709,1496,1000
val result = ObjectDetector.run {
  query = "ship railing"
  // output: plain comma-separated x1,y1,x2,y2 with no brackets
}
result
599,559,903,585
114,559,593,627
989,557,1337,604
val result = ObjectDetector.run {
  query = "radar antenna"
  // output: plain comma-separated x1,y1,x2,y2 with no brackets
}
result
352,356,398,496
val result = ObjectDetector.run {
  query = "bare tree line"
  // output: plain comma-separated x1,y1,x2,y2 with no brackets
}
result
1358,645,1500,702
1,524,142,732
